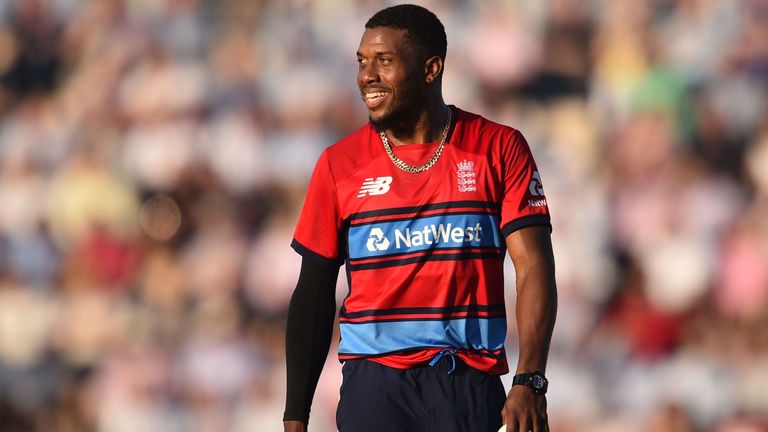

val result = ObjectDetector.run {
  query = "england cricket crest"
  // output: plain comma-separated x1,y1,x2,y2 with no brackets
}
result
456,160,477,192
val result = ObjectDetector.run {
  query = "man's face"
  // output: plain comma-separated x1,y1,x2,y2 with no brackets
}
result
357,27,425,130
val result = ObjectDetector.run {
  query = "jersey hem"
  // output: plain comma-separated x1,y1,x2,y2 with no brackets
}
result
339,348,509,375
291,238,343,268
501,214,552,237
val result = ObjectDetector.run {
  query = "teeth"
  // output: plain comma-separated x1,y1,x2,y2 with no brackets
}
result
365,92,386,100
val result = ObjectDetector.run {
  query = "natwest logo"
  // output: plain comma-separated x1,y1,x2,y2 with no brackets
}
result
366,227,390,252
395,223,483,248
357,176,392,197
364,222,484,254
528,171,545,197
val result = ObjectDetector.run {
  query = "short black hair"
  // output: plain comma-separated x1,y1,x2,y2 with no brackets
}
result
365,4,447,61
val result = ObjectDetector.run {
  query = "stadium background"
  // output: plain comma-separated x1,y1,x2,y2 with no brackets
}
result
0,0,766,430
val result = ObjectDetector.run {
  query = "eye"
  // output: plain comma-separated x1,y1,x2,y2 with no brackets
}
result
379,57,392,65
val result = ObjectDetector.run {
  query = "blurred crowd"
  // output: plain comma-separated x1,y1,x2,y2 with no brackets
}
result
0,0,766,431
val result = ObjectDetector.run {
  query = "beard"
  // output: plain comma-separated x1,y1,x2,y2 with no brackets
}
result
369,79,426,138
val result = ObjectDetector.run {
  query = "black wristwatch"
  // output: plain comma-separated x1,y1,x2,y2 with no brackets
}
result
512,371,548,394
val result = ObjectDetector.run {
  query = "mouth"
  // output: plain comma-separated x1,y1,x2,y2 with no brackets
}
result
363,91,388,110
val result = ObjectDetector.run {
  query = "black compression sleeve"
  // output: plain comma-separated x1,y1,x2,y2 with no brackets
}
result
283,257,339,424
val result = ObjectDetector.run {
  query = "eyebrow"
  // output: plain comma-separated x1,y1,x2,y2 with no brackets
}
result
356,50,397,57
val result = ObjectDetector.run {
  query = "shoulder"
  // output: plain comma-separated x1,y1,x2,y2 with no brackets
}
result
454,107,524,148
319,123,378,179
327,123,373,154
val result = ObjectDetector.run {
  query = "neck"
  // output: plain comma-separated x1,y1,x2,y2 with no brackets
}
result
385,98,450,146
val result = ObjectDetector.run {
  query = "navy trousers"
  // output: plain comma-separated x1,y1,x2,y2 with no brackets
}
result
336,355,507,432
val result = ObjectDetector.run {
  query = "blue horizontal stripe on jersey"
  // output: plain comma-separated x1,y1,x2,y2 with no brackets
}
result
338,317,506,356
347,213,503,260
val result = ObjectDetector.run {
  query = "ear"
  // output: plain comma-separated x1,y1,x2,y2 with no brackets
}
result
424,55,443,84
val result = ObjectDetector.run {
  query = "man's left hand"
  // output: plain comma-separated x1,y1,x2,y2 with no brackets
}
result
499,385,549,432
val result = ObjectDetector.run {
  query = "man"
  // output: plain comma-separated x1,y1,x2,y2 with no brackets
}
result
284,4,557,432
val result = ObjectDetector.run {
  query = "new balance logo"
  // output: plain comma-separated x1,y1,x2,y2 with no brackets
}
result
528,171,545,197
366,228,390,252
357,176,393,197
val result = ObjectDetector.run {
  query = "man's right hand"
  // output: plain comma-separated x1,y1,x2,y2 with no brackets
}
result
284,420,307,432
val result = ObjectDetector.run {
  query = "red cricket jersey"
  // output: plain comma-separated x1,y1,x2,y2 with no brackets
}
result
292,106,550,375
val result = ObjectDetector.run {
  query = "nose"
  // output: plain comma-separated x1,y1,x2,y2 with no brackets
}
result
358,61,379,85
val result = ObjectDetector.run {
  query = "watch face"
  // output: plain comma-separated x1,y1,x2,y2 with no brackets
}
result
531,375,545,389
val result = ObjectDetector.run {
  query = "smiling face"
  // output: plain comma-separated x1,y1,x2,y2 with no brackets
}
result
357,27,427,131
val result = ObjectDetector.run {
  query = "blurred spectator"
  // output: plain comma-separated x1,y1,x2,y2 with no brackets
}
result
0,0,63,99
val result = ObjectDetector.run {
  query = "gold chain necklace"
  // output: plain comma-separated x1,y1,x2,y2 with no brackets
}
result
379,109,452,173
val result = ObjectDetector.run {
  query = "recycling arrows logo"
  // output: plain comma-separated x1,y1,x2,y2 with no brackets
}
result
366,227,390,252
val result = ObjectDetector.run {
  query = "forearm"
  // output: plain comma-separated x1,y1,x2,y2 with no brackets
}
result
505,225,558,374
284,258,338,424
514,262,557,373
501,226,557,430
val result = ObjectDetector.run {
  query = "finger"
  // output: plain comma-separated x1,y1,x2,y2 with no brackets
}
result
539,405,549,432
534,411,547,432
516,417,526,432
507,418,519,432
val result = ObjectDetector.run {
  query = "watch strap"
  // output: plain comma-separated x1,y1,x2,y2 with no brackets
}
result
512,371,548,394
